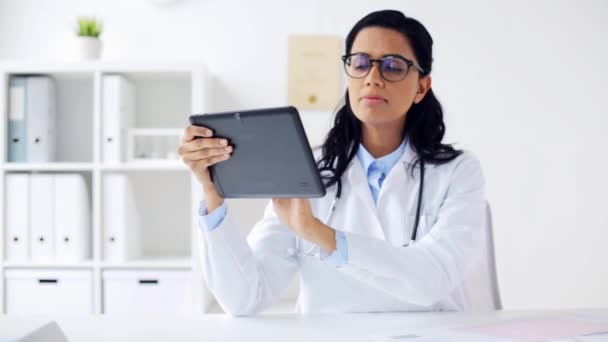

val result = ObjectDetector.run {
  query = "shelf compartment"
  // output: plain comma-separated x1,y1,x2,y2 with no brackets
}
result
4,171,93,263
5,73,94,163
102,269,193,315
5,269,94,314
101,171,192,262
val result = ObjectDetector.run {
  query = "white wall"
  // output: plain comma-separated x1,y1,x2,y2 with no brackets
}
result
2,0,607,310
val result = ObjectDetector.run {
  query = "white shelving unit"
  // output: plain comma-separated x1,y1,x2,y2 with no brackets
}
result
0,61,213,315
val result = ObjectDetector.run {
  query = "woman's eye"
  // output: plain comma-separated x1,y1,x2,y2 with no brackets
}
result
384,62,404,72
352,60,369,70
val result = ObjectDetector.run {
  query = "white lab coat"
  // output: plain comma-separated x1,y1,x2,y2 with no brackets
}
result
197,142,488,316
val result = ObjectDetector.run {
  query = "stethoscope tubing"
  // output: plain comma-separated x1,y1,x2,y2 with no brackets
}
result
297,159,425,255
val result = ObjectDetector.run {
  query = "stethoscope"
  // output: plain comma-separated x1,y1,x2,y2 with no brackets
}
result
296,159,425,256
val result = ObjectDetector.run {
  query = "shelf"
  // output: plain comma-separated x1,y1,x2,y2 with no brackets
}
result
100,257,192,270
0,62,208,315
2,162,94,172
1,258,192,270
100,161,188,172
1,162,190,173
0,60,206,74
130,128,183,136
2,261,94,269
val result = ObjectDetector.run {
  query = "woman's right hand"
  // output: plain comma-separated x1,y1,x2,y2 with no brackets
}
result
178,125,233,198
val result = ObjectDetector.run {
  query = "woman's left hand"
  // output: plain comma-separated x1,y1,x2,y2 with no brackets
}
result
272,198,316,236
272,198,338,253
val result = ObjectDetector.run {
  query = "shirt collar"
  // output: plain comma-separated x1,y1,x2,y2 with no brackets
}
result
356,137,407,175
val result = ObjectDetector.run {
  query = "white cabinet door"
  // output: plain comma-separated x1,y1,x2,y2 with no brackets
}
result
5,269,93,314
103,270,193,315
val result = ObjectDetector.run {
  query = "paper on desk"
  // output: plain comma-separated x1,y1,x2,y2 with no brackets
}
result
369,332,514,341
0,321,68,342
452,318,608,341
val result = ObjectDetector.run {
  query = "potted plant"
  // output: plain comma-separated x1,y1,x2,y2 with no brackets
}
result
76,17,103,59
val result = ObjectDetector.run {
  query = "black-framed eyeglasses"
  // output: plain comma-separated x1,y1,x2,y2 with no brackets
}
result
341,53,425,82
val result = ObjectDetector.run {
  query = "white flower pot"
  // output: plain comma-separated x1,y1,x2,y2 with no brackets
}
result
76,37,102,60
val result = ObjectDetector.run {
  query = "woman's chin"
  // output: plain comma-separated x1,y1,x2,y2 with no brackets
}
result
355,112,402,126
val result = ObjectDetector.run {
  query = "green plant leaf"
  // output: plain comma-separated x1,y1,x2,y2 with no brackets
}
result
76,16,103,38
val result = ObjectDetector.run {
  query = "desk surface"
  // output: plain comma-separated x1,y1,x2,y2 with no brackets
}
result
1,309,608,342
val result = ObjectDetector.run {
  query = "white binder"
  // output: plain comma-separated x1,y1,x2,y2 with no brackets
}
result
5,174,30,261
29,174,55,262
103,173,141,261
8,77,27,162
102,75,135,163
54,174,91,261
25,77,57,162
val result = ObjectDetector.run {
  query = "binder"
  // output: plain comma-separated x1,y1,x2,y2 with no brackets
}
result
103,173,141,261
102,75,135,163
54,174,91,261
29,174,55,262
25,77,57,162
5,174,30,261
8,77,27,162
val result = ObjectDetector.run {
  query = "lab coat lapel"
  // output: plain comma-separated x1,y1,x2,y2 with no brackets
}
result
346,159,386,240
376,141,420,211
376,142,432,243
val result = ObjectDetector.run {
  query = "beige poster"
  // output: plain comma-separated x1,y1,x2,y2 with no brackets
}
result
288,35,342,110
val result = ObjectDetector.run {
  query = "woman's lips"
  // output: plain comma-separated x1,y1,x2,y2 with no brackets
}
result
361,96,387,104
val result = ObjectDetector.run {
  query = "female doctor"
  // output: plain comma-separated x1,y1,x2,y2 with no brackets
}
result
178,10,487,315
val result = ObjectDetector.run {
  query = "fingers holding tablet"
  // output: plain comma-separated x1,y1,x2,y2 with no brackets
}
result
178,125,234,187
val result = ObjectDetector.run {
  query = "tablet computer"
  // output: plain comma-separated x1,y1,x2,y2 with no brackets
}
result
189,106,326,198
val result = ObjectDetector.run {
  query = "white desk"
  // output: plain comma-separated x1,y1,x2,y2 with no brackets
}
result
1,309,607,342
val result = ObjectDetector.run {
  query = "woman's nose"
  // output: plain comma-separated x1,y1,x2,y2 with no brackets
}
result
365,62,384,87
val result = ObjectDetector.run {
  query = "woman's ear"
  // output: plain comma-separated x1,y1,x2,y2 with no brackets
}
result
413,76,432,104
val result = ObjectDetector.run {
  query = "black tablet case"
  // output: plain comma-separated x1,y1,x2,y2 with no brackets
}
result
189,106,326,198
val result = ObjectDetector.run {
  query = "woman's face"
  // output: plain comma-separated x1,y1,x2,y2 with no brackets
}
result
347,26,430,127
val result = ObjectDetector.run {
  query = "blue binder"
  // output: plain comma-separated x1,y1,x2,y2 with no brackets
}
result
8,77,27,162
